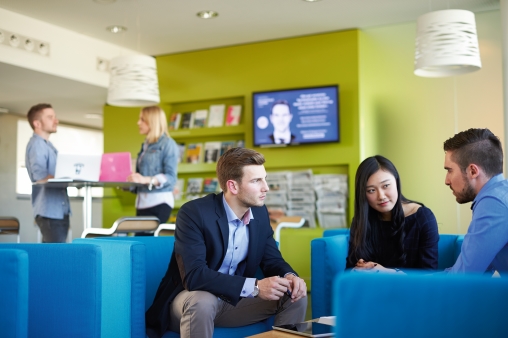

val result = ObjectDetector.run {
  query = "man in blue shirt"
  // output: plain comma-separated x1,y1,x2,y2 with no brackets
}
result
25,103,70,243
443,128,508,275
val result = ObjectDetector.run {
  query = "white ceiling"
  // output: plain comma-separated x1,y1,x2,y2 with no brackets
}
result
0,0,500,129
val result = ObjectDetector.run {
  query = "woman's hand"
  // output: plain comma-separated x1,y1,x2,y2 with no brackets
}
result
127,173,150,184
353,259,404,274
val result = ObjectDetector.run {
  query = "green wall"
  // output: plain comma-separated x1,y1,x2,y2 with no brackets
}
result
103,10,505,287
358,10,504,234
103,29,362,287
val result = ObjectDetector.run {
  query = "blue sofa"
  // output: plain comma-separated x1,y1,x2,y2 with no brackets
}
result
333,272,508,337
0,243,103,338
0,249,28,338
78,236,273,338
311,233,464,318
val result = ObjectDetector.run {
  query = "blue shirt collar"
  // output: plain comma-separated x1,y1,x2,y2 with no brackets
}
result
472,173,506,209
33,132,48,143
222,194,254,225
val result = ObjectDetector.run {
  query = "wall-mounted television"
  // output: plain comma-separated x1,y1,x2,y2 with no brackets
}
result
252,85,339,147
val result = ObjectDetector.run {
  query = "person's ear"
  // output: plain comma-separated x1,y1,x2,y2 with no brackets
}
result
468,164,481,179
227,180,239,195
33,119,41,130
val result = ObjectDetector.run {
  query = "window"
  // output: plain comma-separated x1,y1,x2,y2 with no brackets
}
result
16,120,104,197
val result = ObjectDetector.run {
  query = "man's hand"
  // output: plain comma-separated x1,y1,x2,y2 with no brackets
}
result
257,276,291,301
285,274,307,302
36,174,54,183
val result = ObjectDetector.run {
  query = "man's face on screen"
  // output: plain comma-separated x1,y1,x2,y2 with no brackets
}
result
270,104,293,133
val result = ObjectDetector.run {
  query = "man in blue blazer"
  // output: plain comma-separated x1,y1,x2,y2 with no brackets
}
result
146,147,307,338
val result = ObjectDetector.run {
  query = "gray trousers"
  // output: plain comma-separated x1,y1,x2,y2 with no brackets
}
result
35,215,70,243
169,290,307,338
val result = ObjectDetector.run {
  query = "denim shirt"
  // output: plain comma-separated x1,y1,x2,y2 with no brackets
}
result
136,134,178,194
25,133,70,219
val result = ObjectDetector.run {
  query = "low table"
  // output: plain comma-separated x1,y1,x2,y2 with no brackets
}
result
247,317,336,338
247,330,300,337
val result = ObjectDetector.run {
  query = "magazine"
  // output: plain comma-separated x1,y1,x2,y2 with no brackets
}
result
181,112,194,129
177,143,185,163
173,178,184,200
186,177,203,194
192,109,208,128
225,105,242,126
185,143,203,164
203,177,219,193
204,142,222,163
208,104,225,127
168,113,181,130
220,141,236,156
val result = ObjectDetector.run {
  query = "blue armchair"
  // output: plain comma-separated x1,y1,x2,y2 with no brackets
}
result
311,233,464,318
78,236,273,338
0,244,102,338
333,272,508,337
0,249,28,338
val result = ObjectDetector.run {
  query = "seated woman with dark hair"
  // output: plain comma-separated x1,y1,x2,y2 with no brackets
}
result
347,155,439,272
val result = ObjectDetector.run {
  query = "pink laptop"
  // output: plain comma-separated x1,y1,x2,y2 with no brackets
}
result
99,152,132,182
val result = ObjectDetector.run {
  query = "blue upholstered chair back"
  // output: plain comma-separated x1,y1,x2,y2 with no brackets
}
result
333,272,508,337
99,236,175,308
74,238,148,338
1,244,102,338
96,236,273,338
311,233,464,319
322,228,350,237
0,249,28,338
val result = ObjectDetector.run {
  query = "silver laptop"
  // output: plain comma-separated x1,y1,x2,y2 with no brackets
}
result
52,153,102,182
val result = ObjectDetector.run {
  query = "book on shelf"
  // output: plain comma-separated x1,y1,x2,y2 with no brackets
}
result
177,143,186,163
181,112,194,129
185,143,203,164
168,113,181,130
204,141,222,163
173,178,184,200
186,177,203,194
225,105,242,126
192,109,208,128
220,141,236,156
208,104,225,127
203,177,220,193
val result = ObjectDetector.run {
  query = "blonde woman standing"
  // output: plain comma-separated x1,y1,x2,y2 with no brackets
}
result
127,106,178,225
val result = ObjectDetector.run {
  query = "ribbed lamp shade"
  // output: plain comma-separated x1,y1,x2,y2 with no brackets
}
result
414,9,481,77
107,55,160,107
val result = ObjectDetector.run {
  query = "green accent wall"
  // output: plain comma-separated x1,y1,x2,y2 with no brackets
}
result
103,11,505,288
103,29,362,288
358,11,504,235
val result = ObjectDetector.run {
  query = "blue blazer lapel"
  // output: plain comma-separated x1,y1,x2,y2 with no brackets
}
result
214,193,230,257
246,217,262,274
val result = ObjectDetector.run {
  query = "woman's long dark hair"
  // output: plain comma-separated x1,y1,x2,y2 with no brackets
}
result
347,155,410,267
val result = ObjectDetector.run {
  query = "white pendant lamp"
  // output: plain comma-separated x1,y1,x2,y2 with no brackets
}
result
107,55,160,107
414,9,481,77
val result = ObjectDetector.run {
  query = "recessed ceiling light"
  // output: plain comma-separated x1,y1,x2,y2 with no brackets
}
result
85,114,103,119
106,25,127,33
303,0,322,2
197,10,218,19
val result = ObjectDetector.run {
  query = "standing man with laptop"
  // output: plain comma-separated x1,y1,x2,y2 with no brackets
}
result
25,103,70,243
